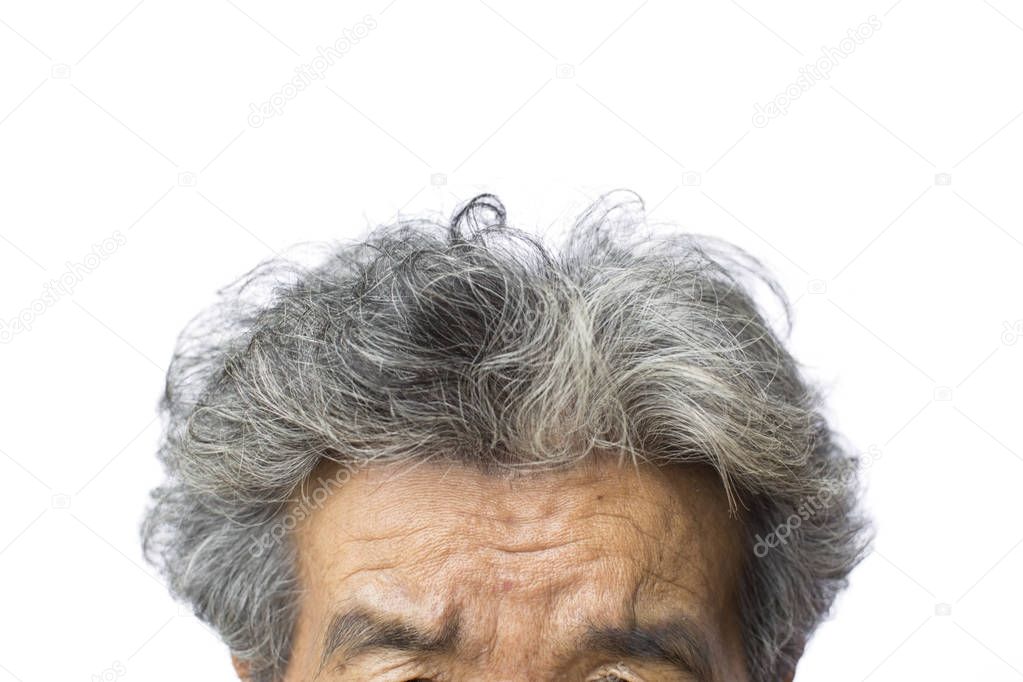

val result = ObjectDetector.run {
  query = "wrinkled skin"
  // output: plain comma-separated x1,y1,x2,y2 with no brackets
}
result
234,456,757,681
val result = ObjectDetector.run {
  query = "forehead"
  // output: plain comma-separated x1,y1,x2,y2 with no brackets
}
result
291,456,745,672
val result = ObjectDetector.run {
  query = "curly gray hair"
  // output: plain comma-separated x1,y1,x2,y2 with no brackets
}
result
141,191,871,681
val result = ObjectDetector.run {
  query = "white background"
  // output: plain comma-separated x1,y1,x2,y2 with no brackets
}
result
1,1,1022,680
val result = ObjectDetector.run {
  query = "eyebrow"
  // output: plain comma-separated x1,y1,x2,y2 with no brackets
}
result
319,607,716,680
583,618,715,681
319,607,459,671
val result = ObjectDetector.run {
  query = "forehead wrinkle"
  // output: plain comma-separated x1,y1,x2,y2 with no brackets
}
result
457,493,683,559
293,459,746,678
303,468,727,599
473,535,588,558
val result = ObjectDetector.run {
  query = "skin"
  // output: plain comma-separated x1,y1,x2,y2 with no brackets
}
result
233,455,763,681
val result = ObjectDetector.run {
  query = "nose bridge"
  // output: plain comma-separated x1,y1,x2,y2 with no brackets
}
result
458,587,561,682
484,671,544,682
473,656,556,682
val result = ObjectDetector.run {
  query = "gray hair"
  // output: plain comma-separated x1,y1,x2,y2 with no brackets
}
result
141,191,871,681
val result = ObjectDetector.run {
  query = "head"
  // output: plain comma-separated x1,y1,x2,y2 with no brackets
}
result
142,192,871,681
